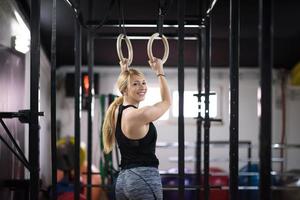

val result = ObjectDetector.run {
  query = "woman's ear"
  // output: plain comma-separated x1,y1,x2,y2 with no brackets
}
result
123,89,128,96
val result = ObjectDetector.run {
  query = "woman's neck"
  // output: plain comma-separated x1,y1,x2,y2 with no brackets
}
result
123,97,139,108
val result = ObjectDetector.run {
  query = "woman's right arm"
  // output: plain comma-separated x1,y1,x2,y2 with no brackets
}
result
119,59,129,72
130,58,171,124
151,57,172,111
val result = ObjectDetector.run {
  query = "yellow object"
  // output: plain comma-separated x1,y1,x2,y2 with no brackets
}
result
57,136,87,167
291,62,300,86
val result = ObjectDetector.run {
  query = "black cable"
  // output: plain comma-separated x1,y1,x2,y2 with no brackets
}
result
117,0,127,35
158,8,164,37
62,0,116,31
0,133,30,170
0,119,29,167
158,0,173,15
157,0,173,37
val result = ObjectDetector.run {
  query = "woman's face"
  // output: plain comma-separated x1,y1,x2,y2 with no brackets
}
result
125,74,147,103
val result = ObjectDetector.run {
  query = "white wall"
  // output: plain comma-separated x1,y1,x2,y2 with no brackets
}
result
284,84,300,170
56,66,300,175
0,0,52,187
39,50,52,186
24,49,52,186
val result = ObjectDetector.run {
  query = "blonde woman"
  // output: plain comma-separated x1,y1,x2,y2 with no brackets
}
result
102,57,171,200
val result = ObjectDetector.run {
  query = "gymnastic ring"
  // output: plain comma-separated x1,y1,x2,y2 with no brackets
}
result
117,34,133,66
147,33,169,64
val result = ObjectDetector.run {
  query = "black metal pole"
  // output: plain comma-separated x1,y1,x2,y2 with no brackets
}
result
247,142,252,196
258,0,272,199
203,15,211,200
29,0,41,199
86,1,94,198
74,10,82,200
177,0,185,199
247,142,252,168
196,0,208,198
229,0,240,199
50,0,57,199
86,32,94,200
195,27,203,200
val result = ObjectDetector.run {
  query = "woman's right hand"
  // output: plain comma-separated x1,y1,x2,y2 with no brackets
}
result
119,59,129,72
148,57,164,75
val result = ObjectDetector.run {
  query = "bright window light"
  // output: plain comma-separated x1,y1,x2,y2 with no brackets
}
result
12,10,30,54
12,36,30,54
172,91,217,118
14,11,30,36
257,87,261,117
140,87,169,120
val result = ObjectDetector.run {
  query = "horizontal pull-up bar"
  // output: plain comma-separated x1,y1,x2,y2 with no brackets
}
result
97,36,198,40
95,33,198,40
85,20,201,29
102,24,200,28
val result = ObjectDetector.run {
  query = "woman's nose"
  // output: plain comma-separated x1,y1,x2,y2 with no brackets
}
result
139,84,146,89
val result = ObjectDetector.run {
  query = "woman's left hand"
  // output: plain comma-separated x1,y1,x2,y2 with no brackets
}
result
148,57,164,75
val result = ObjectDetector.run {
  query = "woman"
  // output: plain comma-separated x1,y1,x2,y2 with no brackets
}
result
102,57,171,200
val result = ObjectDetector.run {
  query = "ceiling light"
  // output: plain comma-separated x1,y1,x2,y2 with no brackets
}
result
11,35,30,54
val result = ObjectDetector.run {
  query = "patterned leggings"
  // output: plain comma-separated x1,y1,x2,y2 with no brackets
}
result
115,167,163,200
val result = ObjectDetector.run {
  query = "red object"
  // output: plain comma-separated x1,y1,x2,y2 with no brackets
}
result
58,192,86,200
201,167,229,200
83,75,90,95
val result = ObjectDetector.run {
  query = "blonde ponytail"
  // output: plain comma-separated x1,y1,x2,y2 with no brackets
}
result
102,96,123,154
102,68,145,154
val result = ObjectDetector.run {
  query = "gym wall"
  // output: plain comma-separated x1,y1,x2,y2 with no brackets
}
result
0,0,52,192
56,66,300,174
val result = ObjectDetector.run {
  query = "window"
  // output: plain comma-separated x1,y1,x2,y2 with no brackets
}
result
172,91,218,118
257,87,261,117
140,87,169,120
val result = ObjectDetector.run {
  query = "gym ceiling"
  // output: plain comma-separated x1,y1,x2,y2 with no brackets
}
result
17,0,300,69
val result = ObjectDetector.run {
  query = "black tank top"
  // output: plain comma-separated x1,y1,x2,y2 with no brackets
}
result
115,105,159,169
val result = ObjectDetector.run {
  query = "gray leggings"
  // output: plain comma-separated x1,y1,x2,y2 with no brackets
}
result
115,167,163,200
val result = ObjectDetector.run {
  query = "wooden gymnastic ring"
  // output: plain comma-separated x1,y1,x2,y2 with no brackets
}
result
147,33,169,64
117,34,133,66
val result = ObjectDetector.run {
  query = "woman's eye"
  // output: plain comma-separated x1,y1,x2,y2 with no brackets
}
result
142,82,146,85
